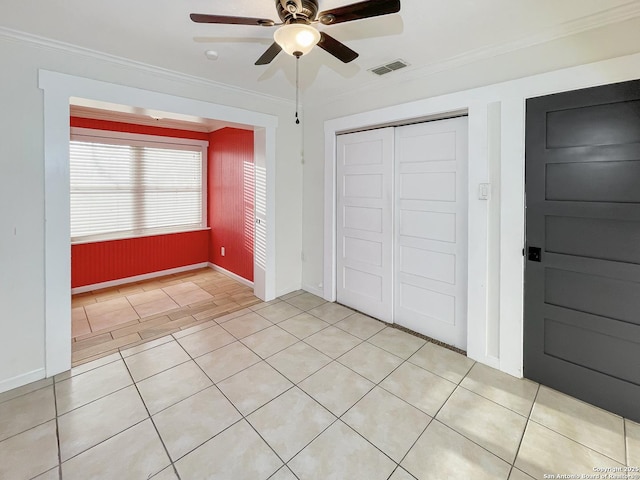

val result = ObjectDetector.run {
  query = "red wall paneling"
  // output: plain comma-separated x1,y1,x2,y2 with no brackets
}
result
71,230,209,288
208,128,255,282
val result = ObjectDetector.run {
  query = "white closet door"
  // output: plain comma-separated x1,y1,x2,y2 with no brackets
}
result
394,117,468,349
336,128,394,323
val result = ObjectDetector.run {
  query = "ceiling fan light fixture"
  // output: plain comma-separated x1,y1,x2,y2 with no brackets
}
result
274,23,320,57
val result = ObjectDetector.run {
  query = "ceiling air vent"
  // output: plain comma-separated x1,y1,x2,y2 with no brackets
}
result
369,59,409,76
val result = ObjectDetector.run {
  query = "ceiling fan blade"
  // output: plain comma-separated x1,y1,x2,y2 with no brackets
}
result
317,32,358,63
190,13,276,26
255,42,283,65
318,0,400,25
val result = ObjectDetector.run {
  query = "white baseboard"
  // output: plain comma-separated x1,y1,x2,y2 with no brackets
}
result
276,285,303,298
0,368,45,394
301,283,324,298
71,262,210,294
209,263,254,288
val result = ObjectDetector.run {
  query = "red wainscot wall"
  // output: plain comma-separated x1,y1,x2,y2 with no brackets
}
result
71,231,209,288
208,128,255,282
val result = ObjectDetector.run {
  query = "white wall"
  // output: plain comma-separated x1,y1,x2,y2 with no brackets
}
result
0,33,303,390
301,17,640,377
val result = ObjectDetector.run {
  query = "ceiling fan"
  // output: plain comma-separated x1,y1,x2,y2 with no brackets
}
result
190,0,401,65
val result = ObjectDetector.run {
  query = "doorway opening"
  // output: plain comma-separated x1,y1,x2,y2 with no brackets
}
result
40,70,278,377
67,100,262,364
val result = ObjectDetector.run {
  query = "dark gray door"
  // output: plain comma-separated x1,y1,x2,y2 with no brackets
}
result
524,79,640,422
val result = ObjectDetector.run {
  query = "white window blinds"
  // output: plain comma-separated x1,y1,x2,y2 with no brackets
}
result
70,129,206,242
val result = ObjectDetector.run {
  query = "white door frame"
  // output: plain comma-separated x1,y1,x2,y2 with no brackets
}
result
39,70,278,377
323,101,501,372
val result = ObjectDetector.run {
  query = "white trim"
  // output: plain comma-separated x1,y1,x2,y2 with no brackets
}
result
43,90,72,377
302,283,324,298
0,369,45,394
484,101,503,370
323,128,337,303
71,227,211,245
277,284,306,298
498,97,526,378
262,128,278,301
40,71,279,129
209,264,254,288
248,127,277,302
202,148,208,241
70,127,209,148
466,105,492,364
71,262,210,294
323,51,640,378
0,27,293,106
40,69,278,378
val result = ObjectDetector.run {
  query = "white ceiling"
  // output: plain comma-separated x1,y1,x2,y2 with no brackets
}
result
1,0,638,102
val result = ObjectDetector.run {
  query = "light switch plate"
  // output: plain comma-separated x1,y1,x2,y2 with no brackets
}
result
478,183,491,200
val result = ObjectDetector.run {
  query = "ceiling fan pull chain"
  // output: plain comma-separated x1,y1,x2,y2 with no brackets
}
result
295,54,300,125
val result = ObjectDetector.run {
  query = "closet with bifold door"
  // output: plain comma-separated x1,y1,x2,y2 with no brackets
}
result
336,116,469,349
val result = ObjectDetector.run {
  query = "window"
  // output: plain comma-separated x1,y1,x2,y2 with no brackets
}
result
69,128,207,243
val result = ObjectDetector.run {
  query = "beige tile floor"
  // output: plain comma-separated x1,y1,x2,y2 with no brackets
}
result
1,290,638,480
71,269,261,365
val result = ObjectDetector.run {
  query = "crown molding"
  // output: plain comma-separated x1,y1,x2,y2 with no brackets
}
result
312,1,640,105
0,26,294,106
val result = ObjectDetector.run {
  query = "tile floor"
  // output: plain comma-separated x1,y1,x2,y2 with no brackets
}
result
2,290,638,480
71,269,262,365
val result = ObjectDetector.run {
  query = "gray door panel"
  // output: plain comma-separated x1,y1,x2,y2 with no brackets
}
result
546,216,640,264
546,161,640,203
544,267,640,325
542,202,640,220
546,253,640,283
524,79,640,422
544,304,640,343
545,99,640,148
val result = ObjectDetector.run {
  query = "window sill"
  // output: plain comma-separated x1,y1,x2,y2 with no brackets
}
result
71,227,211,245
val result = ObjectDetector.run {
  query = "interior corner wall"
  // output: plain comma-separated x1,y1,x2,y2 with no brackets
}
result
208,127,255,282
69,117,210,288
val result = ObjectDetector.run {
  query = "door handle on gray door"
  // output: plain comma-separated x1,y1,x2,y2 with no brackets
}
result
528,247,541,262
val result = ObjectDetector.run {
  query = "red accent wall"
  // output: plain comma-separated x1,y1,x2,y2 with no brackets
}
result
70,118,210,288
208,128,255,282
71,231,209,288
